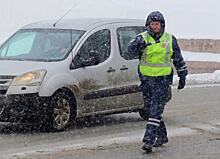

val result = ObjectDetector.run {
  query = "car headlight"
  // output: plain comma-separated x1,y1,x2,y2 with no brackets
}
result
11,70,47,86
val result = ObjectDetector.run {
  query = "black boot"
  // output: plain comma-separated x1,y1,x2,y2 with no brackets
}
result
142,143,152,153
154,120,168,147
153,136,168,147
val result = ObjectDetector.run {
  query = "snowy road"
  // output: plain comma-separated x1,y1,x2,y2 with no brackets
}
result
0,84,220,159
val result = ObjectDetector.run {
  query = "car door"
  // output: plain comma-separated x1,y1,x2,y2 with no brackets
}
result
70,28,119,115
114,25,146,110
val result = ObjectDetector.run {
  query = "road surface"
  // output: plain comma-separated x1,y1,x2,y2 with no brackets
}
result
0,84,220,159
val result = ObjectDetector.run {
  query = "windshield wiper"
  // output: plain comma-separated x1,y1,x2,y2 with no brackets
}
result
0,58,26,61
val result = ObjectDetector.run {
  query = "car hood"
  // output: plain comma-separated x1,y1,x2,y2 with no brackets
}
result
0,60,55,76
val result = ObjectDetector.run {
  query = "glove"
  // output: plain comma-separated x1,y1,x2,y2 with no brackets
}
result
178,77,186,90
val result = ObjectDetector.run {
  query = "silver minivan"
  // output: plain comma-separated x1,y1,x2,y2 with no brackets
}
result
0,18,169,131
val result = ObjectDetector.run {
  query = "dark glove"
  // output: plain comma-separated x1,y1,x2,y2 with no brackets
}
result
178,77,186,90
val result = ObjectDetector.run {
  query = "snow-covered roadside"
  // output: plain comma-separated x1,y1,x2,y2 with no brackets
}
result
174,51,220,85
183,51,220,62
174,70,220,85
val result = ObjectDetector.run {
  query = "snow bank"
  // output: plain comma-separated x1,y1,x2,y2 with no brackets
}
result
182,51,220,62
173,70,220,85
174,52,220,85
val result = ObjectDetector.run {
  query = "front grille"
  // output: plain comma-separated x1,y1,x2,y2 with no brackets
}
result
0,75,16,95
0,75,16,79
0,81,7,84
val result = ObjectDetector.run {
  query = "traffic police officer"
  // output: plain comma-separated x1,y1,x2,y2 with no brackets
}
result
127,11,188,153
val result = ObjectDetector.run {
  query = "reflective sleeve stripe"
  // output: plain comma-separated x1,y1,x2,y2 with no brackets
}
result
181,65,187,68
177,65,187,72
147,122,160,127
149,118,161,123
177,68,187,72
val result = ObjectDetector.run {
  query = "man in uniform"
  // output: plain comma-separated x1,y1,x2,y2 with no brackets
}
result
127,11,188,153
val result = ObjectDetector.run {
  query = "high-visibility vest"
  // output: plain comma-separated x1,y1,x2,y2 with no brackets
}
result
139,31,173,76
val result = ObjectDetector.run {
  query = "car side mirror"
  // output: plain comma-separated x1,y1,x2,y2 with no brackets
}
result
70,50,99,69
81,50,99,67
81,56,97,67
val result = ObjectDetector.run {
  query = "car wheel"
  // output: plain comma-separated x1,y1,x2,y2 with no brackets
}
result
44,90,76,132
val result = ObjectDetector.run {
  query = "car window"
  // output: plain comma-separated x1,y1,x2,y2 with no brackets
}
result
73,29,111,68
117,26,145,60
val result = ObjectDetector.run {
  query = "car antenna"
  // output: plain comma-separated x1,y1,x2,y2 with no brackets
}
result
53,5,75,27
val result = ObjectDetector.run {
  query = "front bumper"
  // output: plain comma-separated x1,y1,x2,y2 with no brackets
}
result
0,93,51,123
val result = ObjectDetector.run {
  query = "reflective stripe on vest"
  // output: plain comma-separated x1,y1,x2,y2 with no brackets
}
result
139,31,173,76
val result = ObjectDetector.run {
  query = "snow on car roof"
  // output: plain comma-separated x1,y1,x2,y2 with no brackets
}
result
22,18,145,31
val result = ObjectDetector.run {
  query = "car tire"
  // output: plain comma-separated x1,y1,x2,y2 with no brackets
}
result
43,90,76,132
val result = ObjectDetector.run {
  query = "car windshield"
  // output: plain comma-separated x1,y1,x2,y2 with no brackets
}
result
0,29,85,61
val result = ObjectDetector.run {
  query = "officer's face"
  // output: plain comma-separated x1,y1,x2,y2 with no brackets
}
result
149,21,161,34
